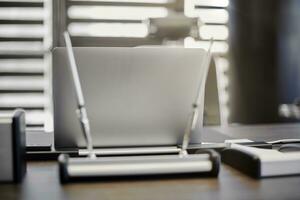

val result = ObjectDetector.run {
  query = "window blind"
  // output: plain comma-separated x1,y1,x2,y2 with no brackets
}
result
54,0,185,47
184,0,230,124
0,0,52,130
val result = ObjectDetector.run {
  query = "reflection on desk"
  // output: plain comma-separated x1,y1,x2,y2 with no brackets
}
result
1,161,300,200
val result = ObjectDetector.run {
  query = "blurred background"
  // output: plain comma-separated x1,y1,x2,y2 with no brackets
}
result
0,0,300,138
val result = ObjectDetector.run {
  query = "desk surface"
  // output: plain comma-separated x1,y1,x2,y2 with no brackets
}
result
2,124,300,200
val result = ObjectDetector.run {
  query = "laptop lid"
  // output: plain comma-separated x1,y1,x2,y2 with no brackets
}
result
53,47,208,150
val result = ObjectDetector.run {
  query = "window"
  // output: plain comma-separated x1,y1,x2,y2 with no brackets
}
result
0,0,228,141
0,0,52,131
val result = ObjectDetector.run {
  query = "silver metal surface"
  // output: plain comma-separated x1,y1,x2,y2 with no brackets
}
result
26,129,53,149
67,154,212,177
55,45,219,180
79,146,180,156
0,115,13,181
64,32,95,158
53,47,207,149
181,39,213,155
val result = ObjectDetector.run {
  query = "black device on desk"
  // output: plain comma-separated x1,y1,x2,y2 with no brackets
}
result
221,143,300,178
0,110,26,183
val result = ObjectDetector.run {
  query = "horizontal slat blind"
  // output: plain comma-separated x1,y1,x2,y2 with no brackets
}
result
0,0,52,129
60,0,183,47
184,0,230,124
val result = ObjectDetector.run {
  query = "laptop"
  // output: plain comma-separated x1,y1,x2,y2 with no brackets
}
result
52,47,216,151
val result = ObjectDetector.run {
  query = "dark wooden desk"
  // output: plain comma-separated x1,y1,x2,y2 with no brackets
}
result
1,124,300,200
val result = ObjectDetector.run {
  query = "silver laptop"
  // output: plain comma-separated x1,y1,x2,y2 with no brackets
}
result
53,47,214,150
